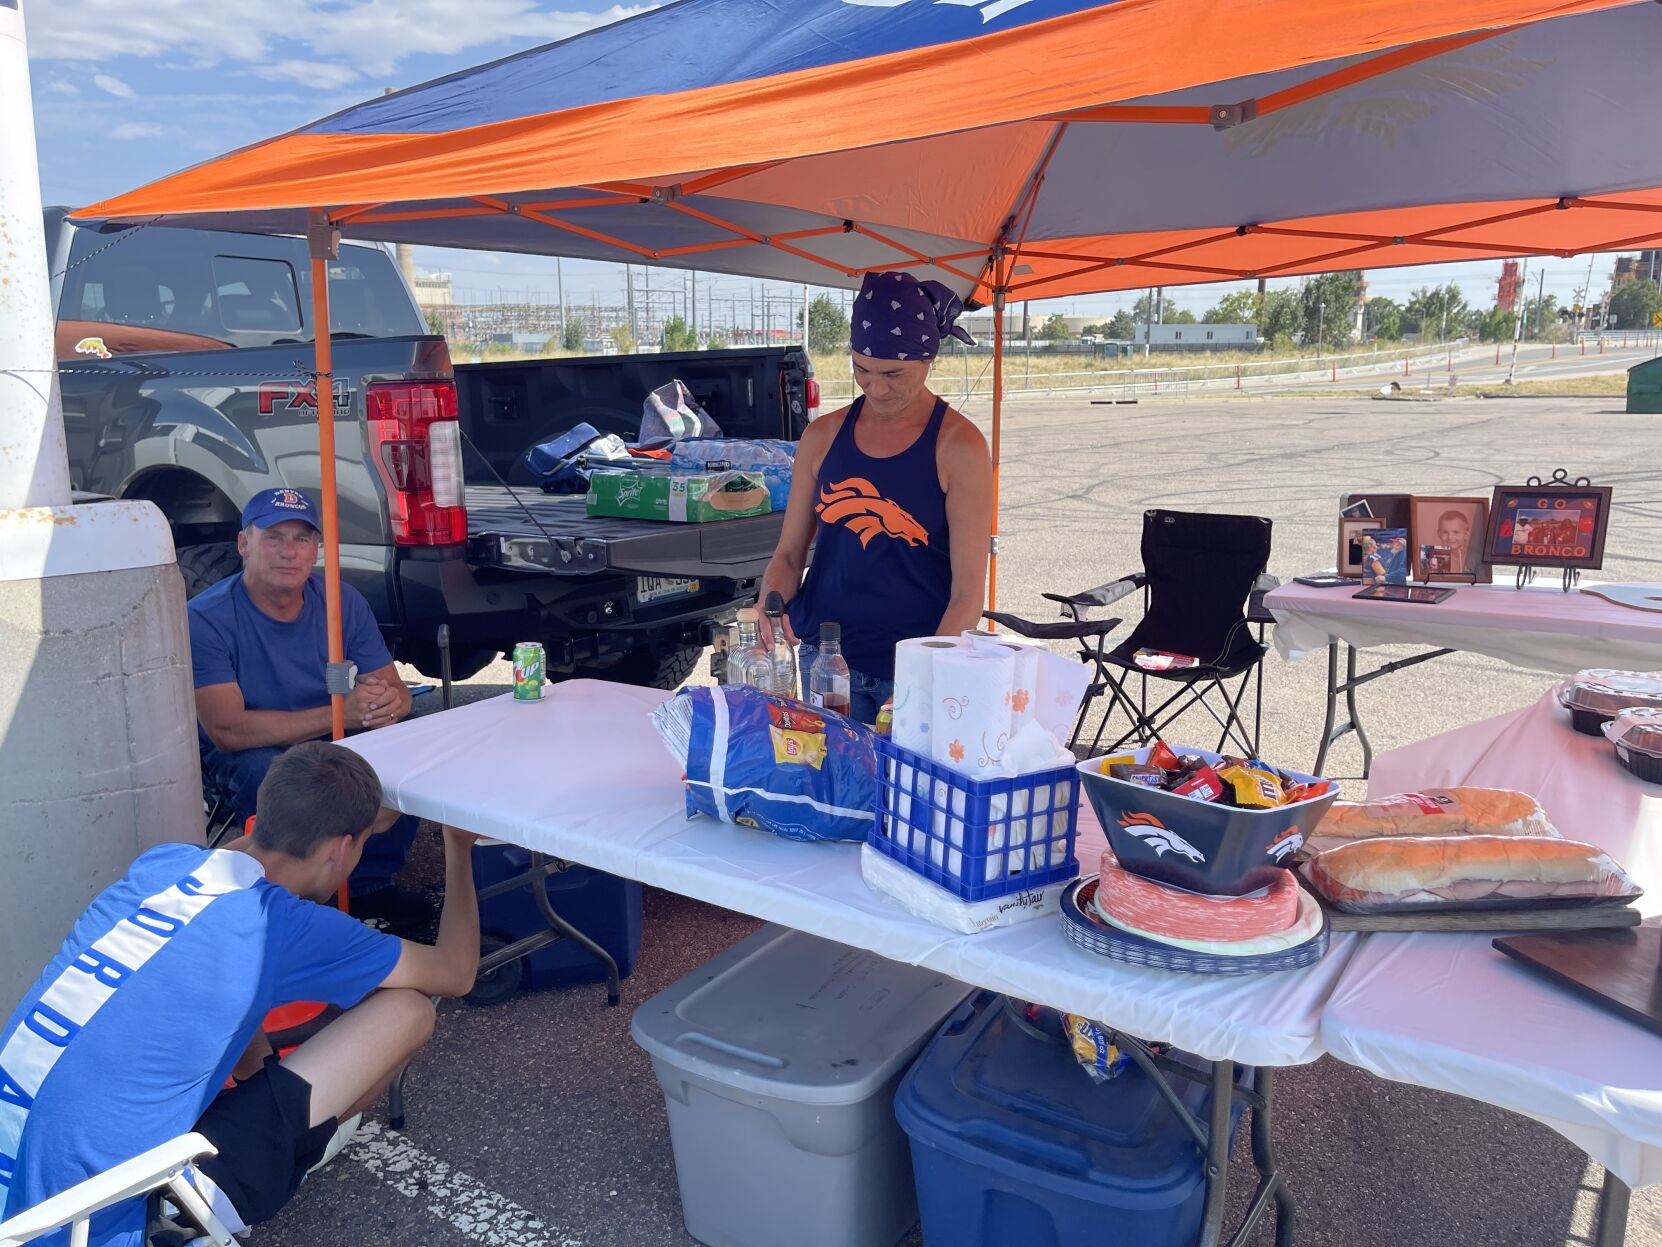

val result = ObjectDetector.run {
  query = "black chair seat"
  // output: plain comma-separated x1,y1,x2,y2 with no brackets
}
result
1101,635,1266,683
984,611,1122,643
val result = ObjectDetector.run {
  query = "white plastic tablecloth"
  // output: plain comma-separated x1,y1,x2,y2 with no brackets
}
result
344,680,1356,1068
1322,689,1662,1185
1266,581,1662,673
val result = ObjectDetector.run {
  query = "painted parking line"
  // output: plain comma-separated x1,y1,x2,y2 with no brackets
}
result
346,1120,582,1247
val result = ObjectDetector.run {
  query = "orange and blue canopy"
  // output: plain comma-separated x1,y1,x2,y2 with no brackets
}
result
77,0,1661,301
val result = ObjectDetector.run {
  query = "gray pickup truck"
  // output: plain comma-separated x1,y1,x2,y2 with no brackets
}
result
46,209,817,686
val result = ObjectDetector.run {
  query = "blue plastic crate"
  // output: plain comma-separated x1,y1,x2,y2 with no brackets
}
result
870,736,1079,902
896,992,1246,1247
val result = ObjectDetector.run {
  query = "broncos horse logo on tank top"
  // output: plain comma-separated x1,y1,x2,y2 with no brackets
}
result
817,477,931,548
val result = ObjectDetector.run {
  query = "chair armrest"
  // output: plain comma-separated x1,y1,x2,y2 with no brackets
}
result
1247,588,1276,625
1254,572,1282,592
0,1134,220,1247
1044,573,1145,615
984,611,1123,643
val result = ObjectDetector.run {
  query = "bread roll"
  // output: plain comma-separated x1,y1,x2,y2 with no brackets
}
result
1304,835,1631,908
1307,787,1552,854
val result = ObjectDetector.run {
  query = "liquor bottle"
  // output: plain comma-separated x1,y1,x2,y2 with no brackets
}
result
763,591,798,699
727,608,774,692
808,622,852,718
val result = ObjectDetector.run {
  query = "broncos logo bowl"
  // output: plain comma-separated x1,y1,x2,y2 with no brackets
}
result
817,477,930,548
1114,811,1206,863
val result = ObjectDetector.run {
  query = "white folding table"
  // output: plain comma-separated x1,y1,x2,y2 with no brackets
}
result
1321,688,1662,1245
1264,581,1662,777
345,679,1362,1247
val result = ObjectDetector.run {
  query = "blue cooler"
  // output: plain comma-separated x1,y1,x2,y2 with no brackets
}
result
895,993,1244,1247
472,843,643,992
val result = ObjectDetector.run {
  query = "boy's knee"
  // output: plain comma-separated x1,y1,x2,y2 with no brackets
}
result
381,987,437,1046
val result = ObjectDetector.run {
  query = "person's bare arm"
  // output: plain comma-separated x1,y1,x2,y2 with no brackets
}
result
757,410,842,647
379,827,480,998
196,677,393,751
934,413,994,636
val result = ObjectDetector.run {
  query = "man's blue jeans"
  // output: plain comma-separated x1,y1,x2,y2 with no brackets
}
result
200,741,416,894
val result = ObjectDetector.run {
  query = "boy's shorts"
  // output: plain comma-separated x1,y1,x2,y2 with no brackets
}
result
187,1055,338,1230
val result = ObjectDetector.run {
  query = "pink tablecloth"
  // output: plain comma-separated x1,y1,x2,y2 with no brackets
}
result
1323,690,1662,1186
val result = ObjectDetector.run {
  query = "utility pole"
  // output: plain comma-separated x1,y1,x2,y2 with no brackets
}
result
1533,268,1546,341
556,256,566,340
1505,256,1528,383
803,282,811,348
691,271,698,342
1317,302,1325,360
626,264,636,340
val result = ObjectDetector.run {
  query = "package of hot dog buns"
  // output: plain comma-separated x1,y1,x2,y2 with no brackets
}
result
1305,787,1555,855
1300,834,1640,913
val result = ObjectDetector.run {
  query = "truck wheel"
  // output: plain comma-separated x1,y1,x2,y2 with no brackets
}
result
177,542,242,599
587,644,705,690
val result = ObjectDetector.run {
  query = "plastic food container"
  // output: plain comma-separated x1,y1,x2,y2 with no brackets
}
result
1076,745,1338,896
1558,672,1662,737
1606,708,1662,784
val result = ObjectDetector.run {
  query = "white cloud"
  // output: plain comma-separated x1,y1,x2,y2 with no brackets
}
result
29,1,658,85
43,80,79,96
109,122,166,140
92,73,135,98
254,60,363,91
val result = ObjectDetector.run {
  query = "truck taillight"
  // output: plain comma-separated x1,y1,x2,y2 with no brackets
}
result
366,380,467,546
805,377,821,422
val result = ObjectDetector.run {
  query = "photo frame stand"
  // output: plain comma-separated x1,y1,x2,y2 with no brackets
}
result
1508,470,1596,594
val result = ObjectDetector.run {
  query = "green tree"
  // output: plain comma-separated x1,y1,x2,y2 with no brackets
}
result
1131,292,1179,324
1476,306,1516,342
1365,296,1402,341
661,315,698,352
1079,321,1110,337
1521,292,1559,339
1301,271,1362,348
1403,284,1469,340
1170,308,1197,324
1259,290,1303,348
1106,310,1136,340
424,308,447,337
1037,313,1072,342
1203,290,1263,325
1607,280,1662,330
804,293,851,355
482,340,517,359
610,323,639,355
561,317,587,351
706,337,731,350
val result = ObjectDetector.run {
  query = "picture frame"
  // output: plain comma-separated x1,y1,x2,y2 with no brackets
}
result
1337,517,1377,577
1410,496,1491,583
1482,484,1614,570
1359,527,1409,585
1341,493,1412,534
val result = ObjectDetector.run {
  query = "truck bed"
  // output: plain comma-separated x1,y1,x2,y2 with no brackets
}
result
466,486,785,580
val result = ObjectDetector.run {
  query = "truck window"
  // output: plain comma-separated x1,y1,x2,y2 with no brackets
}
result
322,253,425,337
212,256,302,332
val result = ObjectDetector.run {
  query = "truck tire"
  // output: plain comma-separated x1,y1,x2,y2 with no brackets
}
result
177,542,242,599
587,644,704,691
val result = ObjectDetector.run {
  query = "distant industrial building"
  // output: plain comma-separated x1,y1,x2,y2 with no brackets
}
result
1133,323,1260,351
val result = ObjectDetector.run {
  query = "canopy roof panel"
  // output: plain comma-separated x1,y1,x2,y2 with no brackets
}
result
76,0,1649,301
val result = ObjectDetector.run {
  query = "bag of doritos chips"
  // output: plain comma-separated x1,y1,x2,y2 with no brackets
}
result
652,685,877,842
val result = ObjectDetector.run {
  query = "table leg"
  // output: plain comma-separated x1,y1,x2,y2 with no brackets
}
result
1344,645,1373,780
1597,1171,1630,1247
1313,642,1341,777
1198,1058,1234,1247
530,854,622,1007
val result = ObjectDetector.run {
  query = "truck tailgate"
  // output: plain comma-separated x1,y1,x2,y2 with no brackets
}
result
465,486,784,579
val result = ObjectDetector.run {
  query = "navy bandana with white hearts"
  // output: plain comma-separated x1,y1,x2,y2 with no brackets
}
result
850,271,976,362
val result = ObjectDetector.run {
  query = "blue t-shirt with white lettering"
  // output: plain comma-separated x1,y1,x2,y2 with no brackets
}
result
188,571,392,717
0,844,400,1246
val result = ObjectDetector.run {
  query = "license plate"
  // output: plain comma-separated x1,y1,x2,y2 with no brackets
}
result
636,576,700,603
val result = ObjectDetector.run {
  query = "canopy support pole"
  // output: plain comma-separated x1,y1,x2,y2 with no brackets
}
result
989,274,1006,616
307,213,346,744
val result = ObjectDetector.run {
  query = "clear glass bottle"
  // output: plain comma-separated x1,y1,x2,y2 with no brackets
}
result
763,591,798,699
727,608,774,691
808,621,852,718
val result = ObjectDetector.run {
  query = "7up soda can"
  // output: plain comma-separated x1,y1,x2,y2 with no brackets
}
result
512,642,546,703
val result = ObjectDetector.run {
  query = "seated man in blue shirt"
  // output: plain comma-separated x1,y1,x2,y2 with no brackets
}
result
0,741,480,1247
190,487,422,926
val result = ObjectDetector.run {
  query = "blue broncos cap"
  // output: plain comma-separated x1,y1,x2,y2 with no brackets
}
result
241,487,322,532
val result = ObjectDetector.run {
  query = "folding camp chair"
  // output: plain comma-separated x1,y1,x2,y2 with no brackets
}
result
988,509,1276,758
0,1133,235,1247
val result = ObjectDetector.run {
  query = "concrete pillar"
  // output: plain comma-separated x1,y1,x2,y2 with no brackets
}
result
1,2,201,1012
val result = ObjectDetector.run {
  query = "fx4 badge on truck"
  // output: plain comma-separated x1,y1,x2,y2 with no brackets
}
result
257,377,353,415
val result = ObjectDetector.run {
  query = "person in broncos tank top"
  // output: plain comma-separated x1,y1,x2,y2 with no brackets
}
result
757,271,993,722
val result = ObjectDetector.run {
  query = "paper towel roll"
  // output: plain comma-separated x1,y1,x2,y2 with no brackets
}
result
893,637,970,754
930,648,1016,780
1034,650,1092,741
960,632,1041,736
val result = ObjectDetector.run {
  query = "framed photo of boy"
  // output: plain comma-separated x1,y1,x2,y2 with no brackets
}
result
1483,484,1614,570
1411,496,1491,582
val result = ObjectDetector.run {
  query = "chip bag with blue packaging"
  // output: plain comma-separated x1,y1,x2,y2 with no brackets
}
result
652,685,877,842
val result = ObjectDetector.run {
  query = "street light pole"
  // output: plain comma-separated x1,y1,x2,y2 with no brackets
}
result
1317,302,1325,360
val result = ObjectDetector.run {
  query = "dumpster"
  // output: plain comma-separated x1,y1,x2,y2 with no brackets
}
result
1626,356,1662,412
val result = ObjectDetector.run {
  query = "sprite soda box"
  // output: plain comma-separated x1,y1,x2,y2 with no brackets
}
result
512,641,546,702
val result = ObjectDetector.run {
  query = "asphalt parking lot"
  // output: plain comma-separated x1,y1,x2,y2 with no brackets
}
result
255,393,1662,1247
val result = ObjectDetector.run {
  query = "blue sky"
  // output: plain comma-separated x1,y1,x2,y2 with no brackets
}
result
23,0,1623,321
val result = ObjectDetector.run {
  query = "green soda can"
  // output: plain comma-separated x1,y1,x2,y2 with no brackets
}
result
512,641,546,702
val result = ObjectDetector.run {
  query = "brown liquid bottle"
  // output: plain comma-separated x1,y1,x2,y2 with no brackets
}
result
808,622,852,718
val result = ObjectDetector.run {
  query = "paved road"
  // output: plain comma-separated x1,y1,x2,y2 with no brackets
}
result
257,396,1662,1247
